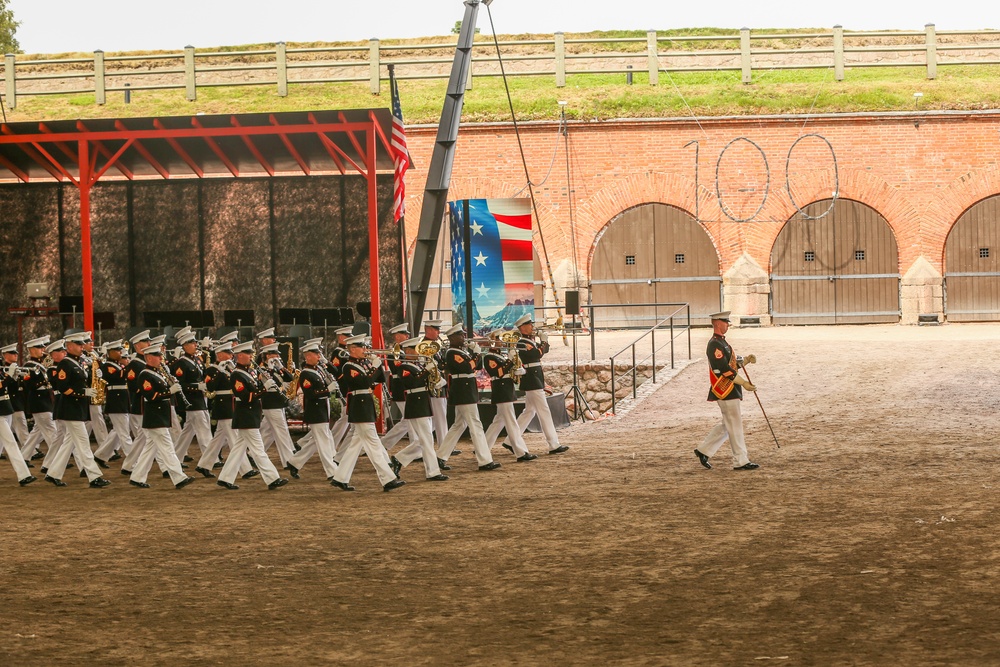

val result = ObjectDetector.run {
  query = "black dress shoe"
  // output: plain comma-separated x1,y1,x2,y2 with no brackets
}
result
24,461,34,468
175,476,196,489
327,476,337,482
183,455,194,462
695,449,712,469
162,471,171,478
267,477,289,490
426,474,449,482
501,444,514,453
389,456,402,478
436,457,451,471
478,461,502,471
216,480,239,490
330,480,355,492
94,457,109,469
108,453,122,462
120,469,132,476
44,475,67,487
451,449,462,456
19,475,37,487
516,453,538,462
195,466,216,478
242,469,260,479
129,480,151,489
383,478,406,492
285,464,300,479
213,460,225,469
31,451,45,460
89,477,111,488
39,466,47,474
733,462,760,471
548,445,570,454
80,470,88,478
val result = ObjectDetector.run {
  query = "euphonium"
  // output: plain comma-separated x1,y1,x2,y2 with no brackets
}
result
415,339,443,394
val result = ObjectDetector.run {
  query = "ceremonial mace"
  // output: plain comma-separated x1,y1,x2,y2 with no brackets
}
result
740,360,780,449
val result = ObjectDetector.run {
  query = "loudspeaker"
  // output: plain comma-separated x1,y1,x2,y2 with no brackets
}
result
565,290,580,316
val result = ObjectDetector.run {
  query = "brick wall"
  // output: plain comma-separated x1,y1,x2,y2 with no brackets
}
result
402,111,1000,322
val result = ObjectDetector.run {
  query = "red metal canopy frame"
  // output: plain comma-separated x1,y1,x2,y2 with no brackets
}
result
0,109,396,350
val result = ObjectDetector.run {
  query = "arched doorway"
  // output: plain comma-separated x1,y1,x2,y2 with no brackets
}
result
770,199,900,324
590,203,722,327
944,194,1000,322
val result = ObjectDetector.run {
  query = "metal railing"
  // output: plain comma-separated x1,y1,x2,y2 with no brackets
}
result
4,25,1000,108
609,304,693,415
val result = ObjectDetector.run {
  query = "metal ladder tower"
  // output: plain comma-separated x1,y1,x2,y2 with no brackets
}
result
407,0,484,333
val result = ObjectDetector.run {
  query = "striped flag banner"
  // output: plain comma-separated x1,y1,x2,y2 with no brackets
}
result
389,67,409,223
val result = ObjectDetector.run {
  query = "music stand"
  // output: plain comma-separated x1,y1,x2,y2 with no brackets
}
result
93,312,116,345
278,308,311,327
310,308,342,339
223,309,256,329
59,295,85,330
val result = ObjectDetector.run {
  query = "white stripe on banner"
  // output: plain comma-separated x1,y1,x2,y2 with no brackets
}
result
503,260,534,283
497,220,532,242
486,198,532,218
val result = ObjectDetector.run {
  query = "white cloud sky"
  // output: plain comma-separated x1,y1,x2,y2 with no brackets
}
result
9,0,999,54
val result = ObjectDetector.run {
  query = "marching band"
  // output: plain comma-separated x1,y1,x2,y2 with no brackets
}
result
0,315,570,491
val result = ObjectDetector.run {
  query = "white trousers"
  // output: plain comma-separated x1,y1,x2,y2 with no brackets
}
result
438,403,493,466
380,401,411,449
195,419,251,475
175,408,213,458
122,416,149,471
333,422,396,487
288,423,339,478
23,410,60,459
484,402,529,457
47,421,102,482
698,399,750,468
10,411,30,446
429,396,448,442
87,404,112,450
393,416,441,478
100,413,133,458
1,418,31,481
132,428,187,485
259,409,296,467
501,389,561,451
219,429,280,486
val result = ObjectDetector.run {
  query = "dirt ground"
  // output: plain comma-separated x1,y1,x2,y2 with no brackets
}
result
3,322,1000,666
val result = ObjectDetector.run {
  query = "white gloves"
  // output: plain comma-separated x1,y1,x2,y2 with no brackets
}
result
5,364,17,378
738,354,757,365
269,358,282,370
732,375,757,392
469,342,481,355
538,331,549,343
263,378,278,391
169,383,183,395
514,367,526,376
435,377,447,389
84,388,96,398
326,381,339,394
196,382,208,392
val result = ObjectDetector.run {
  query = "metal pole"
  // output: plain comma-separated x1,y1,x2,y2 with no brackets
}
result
610,356,616,414
79,140,95,332
631,345,636,399
740,361,780,449
651,327,655,383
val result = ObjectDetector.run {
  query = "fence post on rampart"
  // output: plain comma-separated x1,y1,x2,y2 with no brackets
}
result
833,25,844,81
276,42,288,97
94,50,105,105
370,38,380,94
925,24,937,80
647,30,659,85
184,45,196,101
555,32,566,87
4,53,15,109
740,27,752,84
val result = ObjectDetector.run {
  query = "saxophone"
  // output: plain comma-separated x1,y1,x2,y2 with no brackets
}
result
284,342,300,400
91,355,107,405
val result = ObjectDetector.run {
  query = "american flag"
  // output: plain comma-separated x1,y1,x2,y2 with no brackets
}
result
389,67,409,223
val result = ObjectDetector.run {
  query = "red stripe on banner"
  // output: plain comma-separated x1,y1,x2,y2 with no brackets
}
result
494,212,532,230
500,239,533,261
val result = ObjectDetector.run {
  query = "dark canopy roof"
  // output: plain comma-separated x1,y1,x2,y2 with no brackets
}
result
0,108,395,183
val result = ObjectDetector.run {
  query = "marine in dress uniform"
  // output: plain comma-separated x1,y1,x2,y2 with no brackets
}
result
256,343,297,469
171,332,214,462
482,333,536,462
330,335,405,492
215,342,288,490
44,335,109,488
421,320,451,446
80,333,114,464
432,324,498,470
326,326,355,452
694,311,760,471
120,330,152,474
19,336,59,462
0,346,34,485
2,343,32,449
128,345,195,489
285,342,341,481
388,338,448,481
379,323,419,452
499,314,569,455
93,340,132,464
193,341,253,479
